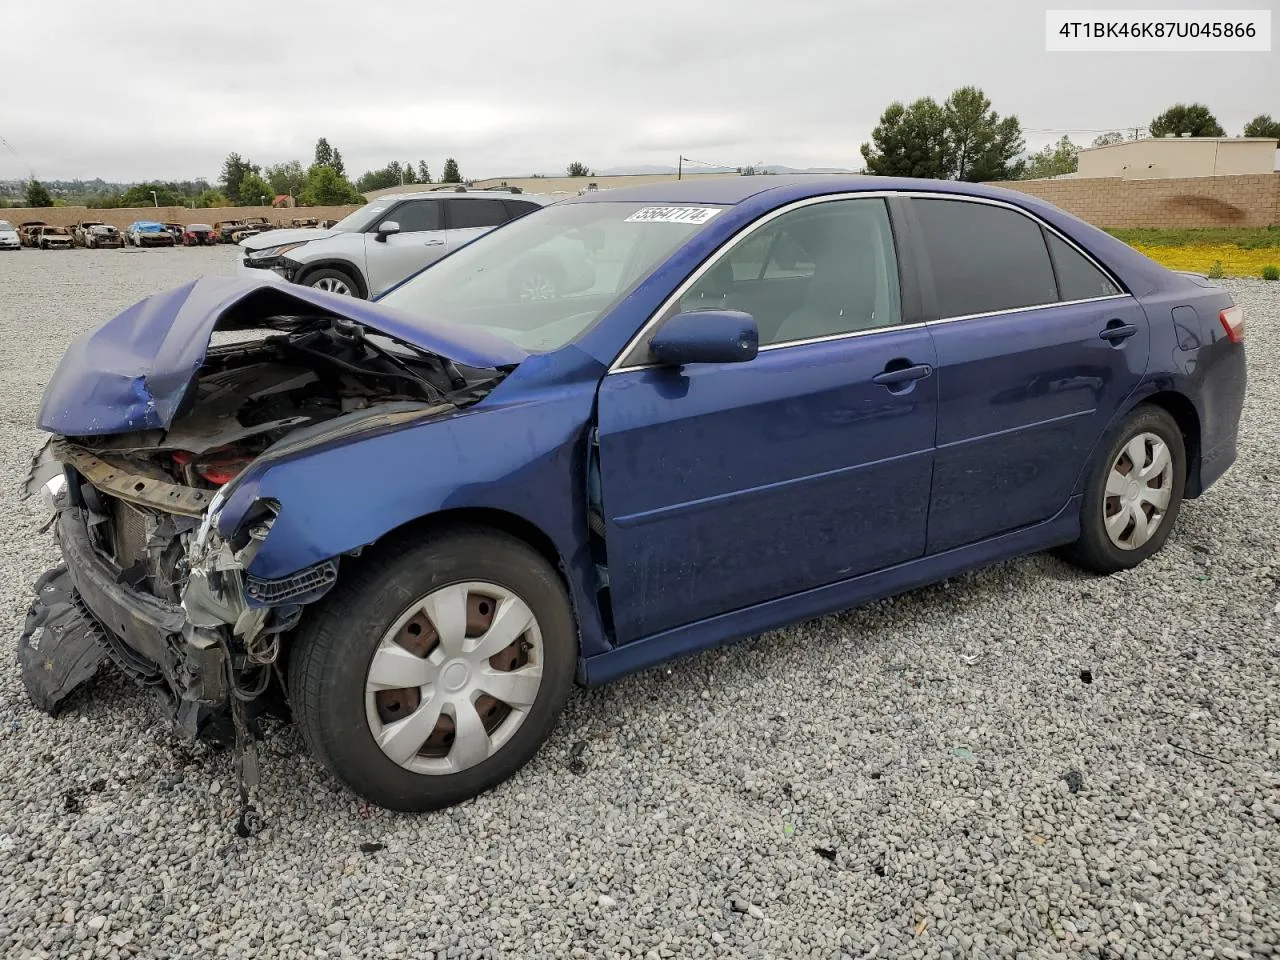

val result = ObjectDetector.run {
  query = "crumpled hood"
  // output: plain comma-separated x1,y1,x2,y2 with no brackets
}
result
38,275,528,436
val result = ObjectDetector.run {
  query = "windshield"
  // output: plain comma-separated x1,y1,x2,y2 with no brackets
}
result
377,201,724,353
0,221,13,231
330,200,395,233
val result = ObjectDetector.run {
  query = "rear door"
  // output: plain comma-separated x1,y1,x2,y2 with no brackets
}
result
444,198,511,253
908,196,1149,553
364,199,446,296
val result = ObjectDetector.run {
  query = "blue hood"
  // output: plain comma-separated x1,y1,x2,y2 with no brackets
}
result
38,275,528,436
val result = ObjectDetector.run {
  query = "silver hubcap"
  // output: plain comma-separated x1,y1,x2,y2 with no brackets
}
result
1104,432,1173,550
518,273,556,301
312,276,352,295
364,581,543,776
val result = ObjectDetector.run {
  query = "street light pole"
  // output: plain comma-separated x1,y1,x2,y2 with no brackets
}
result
150,190,158,207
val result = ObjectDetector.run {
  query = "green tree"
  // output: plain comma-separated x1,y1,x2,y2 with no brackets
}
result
314,138,334,168
943,86,1025,181
1091,131,1126,147
331,149,346,178
860,98,951,178
264,160,306,198
120,182,183,206
1020,136,1079,180
1149,103,1225,138
25,180,52,207
299,164,364,205
238,172,274,205
195,189,230,208
417,161,432,183
402,161,417,185
566,161,592,177
220,153,258,203
1243,114,1280,138
441,157,462,183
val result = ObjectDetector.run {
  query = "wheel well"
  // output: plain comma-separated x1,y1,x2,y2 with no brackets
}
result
296,260,368,298
1140,391,1202,495
363,507,566,582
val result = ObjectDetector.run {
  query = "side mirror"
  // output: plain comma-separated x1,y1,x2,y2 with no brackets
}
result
649,310,758,367
374,220,401,242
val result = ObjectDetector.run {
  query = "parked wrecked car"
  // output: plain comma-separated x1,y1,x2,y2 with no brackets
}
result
22,176,1245,812
125,221,176,247
0,219,20,250
36,225,75,250
79,223,123,249
19,221,48,247
213,220,248,244
182,223,217,246
164,223,186,244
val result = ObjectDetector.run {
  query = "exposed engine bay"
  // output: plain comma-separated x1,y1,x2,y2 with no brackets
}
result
22,315,502,723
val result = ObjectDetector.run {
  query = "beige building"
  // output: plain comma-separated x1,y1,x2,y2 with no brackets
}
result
1077,136,1279,180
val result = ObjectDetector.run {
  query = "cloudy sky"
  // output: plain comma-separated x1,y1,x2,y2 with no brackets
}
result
2,0,1274,183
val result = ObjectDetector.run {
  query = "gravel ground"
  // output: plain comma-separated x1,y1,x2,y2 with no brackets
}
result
0,248,1276,960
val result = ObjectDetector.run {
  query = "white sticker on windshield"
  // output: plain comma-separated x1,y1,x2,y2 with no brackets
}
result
624,206,721,224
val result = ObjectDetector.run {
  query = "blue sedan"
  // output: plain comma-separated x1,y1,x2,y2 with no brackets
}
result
24,176,1245,811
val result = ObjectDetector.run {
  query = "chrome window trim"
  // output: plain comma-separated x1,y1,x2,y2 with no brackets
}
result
901,190,1130,310
607,189,1131,375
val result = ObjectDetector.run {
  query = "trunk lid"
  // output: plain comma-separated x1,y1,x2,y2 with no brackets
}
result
38,275,528,436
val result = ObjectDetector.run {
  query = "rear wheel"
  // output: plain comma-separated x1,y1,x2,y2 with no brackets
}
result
288,528,576,811
303,267,360,297
1062,405,1185,573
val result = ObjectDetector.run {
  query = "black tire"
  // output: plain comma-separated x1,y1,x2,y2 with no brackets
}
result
287,527,577,811
301,266,363,298
1062,405,1186,574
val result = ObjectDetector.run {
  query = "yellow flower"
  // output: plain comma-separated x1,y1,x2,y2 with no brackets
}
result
1131,243,1280,278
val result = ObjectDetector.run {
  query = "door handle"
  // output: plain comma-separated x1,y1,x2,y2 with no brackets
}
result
872,363,933,386
423,238,445,246
1099,321,1138,343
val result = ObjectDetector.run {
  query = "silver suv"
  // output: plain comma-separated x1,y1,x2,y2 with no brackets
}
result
237,190,553,299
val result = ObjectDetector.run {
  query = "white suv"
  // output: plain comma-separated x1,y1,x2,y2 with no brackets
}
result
237,190,554,299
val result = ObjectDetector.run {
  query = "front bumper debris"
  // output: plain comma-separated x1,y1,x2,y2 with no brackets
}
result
16,566,108,715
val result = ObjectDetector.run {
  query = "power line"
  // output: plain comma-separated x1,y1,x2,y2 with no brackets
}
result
0,134,36,179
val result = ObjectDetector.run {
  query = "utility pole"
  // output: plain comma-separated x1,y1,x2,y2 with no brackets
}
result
677,155,683,181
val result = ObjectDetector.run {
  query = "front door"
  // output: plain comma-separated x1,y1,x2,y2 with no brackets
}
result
364,199,447,296
908,196,1151,553
595,196,939,644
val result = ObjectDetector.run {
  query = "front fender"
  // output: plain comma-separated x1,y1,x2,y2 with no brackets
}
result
216,381,610,657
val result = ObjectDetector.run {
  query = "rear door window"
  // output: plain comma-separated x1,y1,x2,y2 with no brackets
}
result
1044,231,1121,300
447,198,509,229
913,198,1059,318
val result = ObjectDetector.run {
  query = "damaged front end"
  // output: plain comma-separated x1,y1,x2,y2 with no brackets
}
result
19,276,514,736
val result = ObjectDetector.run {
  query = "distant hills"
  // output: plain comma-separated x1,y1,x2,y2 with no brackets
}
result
594,164,858,176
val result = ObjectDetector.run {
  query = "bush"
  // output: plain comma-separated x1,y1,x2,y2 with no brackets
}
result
1263,265,1280,281
1207,260,1224,279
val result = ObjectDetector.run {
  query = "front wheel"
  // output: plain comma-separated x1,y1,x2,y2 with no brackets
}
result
1063,405,1186,573
302,267,360,298
287,528,577,811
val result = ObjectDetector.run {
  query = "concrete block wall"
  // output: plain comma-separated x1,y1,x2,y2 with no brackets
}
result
993,174,1280,228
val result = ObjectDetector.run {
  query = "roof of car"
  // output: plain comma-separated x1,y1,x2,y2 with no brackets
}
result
562,174,1046,207
376,189,553,205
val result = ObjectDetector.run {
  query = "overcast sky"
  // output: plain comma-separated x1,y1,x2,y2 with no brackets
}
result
2,0,1274,183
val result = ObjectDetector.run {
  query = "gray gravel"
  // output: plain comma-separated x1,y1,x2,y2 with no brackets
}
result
0,247,1277,959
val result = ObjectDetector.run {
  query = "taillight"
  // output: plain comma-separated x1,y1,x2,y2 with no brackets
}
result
1219,305,1244,344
